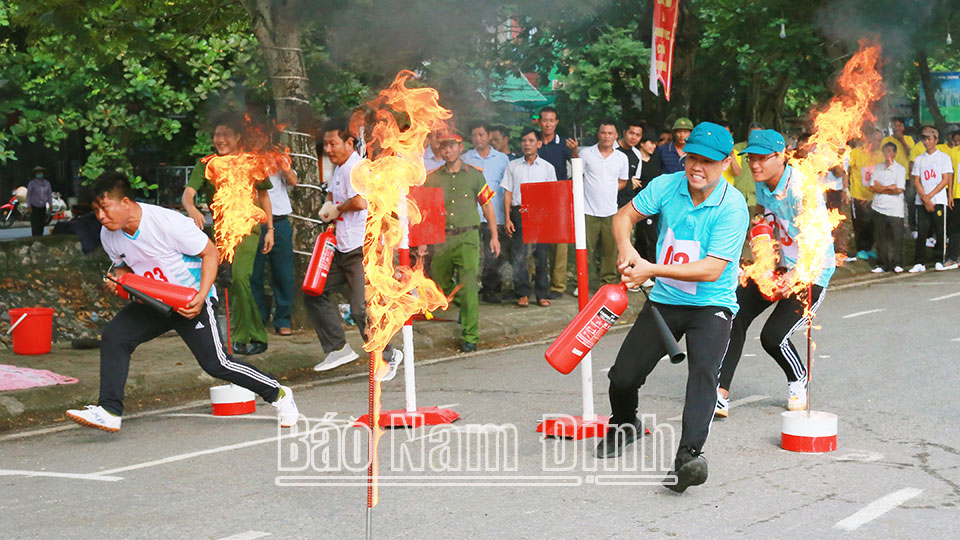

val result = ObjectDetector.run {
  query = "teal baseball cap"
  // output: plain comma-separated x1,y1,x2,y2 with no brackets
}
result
740,129,786,155
682,122,734,161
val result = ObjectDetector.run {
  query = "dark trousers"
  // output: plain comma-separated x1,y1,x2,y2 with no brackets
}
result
480,224,508,300
98,297,281,416
824,190,847,255
915,204,946,264
252,219,296,330
303,247,395,356
873,212,904,270
508,207,549,300
852,198,874,253
607,302,733,454
719,281,826,392
946,202,960,262
29,205,45,237
633,216,658,262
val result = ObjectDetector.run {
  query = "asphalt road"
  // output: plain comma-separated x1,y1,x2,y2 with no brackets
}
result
2,271,959,539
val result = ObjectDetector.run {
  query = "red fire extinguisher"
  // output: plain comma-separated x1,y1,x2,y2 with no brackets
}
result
747,220,782,302
114,273,197,311
546,283,630,374
303,225,337,296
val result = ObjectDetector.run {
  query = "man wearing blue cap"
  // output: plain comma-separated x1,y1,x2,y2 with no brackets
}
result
599,121,749,494
715,129,835,418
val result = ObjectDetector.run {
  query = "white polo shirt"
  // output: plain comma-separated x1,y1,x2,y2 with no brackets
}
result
330,152,366,252
870,161,906,217
500,156,557,207
579,144,629,217
266,171,294,216
912,149,953,206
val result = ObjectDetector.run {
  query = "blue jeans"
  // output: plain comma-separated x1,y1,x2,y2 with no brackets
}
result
508,207,550,300
252,218,296,330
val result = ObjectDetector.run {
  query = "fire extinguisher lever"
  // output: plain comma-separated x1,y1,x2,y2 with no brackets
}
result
638,287,685,364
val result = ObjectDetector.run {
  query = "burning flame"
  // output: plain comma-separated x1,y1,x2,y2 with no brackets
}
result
350,71,453,507
741,223,782,301
744,40,885,299
204,119,291,263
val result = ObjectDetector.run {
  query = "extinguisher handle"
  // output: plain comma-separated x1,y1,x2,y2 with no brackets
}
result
105,275,174,317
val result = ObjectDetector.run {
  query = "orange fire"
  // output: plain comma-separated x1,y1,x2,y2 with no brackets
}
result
351,71,452,507
204,121,291,263
746,40,885,299
741,223,782,300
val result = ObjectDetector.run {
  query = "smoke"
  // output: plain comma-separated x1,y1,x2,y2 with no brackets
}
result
814,0,937,61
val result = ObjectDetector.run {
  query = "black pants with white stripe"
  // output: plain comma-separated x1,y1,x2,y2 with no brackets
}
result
718,280,826,392
607,302,733,454
98,297,281,416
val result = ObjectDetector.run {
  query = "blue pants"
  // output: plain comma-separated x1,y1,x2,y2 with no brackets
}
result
252,219,296,330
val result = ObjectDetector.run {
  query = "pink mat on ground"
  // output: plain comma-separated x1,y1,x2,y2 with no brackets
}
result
0,364,79,391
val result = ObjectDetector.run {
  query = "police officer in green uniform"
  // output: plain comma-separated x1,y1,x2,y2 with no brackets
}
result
423,132,501,352
181,115,274,356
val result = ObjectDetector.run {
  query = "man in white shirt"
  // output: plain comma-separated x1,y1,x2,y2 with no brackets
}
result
252,165,298,335
579,120,630,285
462,122,511,304
502,127,557,306
910,125,955,272
309,120,402,379
66,172,298,432
869,142,907,273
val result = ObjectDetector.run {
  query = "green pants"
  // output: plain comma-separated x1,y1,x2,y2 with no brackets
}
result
431,229,480,344
229,228,268,344
585,215,618,285
551,243,568,292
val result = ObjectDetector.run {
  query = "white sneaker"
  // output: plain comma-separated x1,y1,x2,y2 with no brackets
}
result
871,266,885,273
935,262,945,271
911,231,919,240
908,263,926,273
940,261,959,271
894,266,904,273
787,378,808,411
66,405,121,432
714,391,729,418
573,288,579,297
926,237,936,248
843,256,858,263
271,386,299,427
313,344,359,371
376,348,402,382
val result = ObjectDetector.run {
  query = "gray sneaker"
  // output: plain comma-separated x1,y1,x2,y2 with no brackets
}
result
376,348,403,382
313,344,359,371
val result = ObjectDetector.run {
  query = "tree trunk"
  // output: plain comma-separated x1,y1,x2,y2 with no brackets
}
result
917,49,948,137
668,0,698,116
242,0,321,328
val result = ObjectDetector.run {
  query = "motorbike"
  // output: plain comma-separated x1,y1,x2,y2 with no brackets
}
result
0,190,70,229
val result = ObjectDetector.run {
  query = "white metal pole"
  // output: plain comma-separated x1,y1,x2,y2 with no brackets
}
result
571,157,595,422
399,204,417,413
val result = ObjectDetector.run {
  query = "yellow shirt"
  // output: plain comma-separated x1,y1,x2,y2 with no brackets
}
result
880,135,914,179
950,145,960,198
849,146,883,200
909,141,951,161
722,151,743,185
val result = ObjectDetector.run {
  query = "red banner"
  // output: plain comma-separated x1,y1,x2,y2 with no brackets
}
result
649,0,680,101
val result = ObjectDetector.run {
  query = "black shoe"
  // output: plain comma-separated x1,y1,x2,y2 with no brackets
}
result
664,447,708,493
595,419,642,459
460,341,477,353
232,342,250,355
546,290,563,300
248,341,268,355
481,294,501,304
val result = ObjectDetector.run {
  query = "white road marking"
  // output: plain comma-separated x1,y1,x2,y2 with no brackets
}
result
216,532,271,540
834,488,922,531
832,450,883,463
436,403,460,409
951,337,960,342
818,355,832,358
842,309,885,319
600,367,611,373
743,353,757,357
163,413,279,420
929,291,960,302
669,395,768,421
0,469,123,482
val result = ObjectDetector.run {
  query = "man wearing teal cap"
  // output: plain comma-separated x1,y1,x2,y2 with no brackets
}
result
601,121,749,493
716,129,835,418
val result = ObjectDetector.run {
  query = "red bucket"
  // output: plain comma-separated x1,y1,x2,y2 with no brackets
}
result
7,307,55,355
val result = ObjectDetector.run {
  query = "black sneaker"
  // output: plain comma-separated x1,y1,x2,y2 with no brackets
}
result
248,341,268,355
460,341,478,353
481,293,502,304
546,290,563,300
664,447,708,493
595,419,642,458
232,342,250,355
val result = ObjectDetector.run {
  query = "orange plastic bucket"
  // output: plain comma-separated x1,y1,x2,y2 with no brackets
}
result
7,307,55,355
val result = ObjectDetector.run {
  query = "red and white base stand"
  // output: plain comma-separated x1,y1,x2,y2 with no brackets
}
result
535,158,608,440
210,384,256,416
781,289,837,452
355,213,459,429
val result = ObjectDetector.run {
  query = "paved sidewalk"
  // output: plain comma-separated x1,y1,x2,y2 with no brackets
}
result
0,259,887,432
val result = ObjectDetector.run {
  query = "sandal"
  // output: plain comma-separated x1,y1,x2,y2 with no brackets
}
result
537,298,551,307
276,327,292,336
517,296,529,307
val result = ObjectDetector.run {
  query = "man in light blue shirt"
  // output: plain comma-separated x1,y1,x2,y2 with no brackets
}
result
717,129,834,419
600,122,749,495
462,122,511,303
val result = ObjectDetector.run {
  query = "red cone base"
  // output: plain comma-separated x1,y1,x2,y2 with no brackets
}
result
537,415,610,440
354,406,460,428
